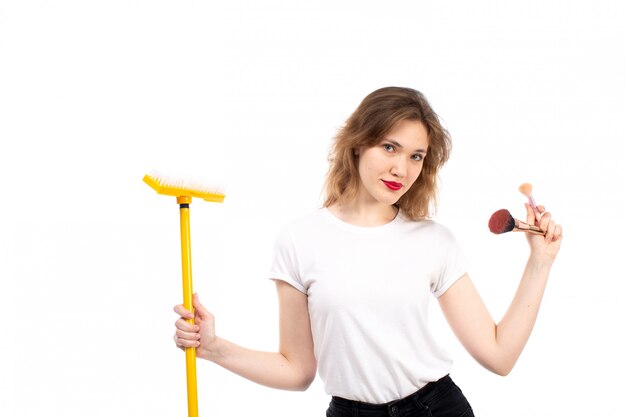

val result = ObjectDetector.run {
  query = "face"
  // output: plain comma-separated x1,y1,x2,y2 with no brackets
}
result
355,119,429,207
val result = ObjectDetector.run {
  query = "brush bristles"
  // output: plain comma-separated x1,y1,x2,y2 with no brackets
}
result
488,209,515,234
151,173,224,195
144,172,225,202
518,183,533,197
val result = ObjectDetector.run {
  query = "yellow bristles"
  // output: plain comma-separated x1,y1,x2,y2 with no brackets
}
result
143,173,225,203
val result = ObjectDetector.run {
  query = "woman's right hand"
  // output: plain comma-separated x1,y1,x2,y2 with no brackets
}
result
173,293,216,360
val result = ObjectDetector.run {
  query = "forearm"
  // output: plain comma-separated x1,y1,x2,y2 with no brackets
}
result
200,336,315,391
440,207,562,376
494,255,553,373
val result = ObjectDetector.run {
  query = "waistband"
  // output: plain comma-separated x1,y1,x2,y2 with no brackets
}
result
331,374,452,410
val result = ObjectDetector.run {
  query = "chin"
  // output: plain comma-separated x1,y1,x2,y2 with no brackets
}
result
377,194,402,206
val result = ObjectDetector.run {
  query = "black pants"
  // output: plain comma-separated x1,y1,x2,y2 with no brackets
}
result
326,375,474,417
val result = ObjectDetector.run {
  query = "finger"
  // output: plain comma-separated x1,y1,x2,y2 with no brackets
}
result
175,328,201,342
174,334,189,351
544,220,556,242
525,200,542,218
178,340,201,348
178,343,200,350
173,304,194,320
539,211,552,232
553,224,563,241
173,334,184,351
536,205,546,213
193,293,210,317
525,203,536,226
175,317,200,332
174,333,201,349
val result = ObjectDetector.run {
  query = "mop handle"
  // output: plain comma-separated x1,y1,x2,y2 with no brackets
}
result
178,196,199,417
144,173,224,417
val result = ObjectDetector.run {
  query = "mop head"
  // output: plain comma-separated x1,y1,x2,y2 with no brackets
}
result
143,172,225,203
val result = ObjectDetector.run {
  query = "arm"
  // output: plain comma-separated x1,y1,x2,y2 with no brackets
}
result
438,203,563,376
173,281,317,391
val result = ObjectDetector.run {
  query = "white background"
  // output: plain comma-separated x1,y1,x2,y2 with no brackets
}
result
1,1,625,416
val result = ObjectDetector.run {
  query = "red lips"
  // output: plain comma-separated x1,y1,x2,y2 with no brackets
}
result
382,180,403,191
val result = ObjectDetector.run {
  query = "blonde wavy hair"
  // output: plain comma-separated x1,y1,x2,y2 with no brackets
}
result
323,87,452,220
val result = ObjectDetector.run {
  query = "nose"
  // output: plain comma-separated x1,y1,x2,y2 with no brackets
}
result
390,156,407,178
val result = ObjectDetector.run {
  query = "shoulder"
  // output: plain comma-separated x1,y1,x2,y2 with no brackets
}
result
273,209,325,243
398,212,456,239
279,209,325,233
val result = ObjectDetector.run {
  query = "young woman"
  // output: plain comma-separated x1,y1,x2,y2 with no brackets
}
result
173,87,563,416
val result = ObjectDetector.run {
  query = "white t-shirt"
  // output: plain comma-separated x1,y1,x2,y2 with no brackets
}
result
269,208,468,404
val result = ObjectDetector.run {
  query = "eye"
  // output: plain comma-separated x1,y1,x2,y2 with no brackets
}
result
411,153,424,161
383,144,395,152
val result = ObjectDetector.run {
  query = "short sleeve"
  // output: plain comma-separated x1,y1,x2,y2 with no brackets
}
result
268,226,307,294
431,227,469,298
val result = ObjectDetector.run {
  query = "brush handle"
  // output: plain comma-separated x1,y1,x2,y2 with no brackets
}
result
514,218,545,235
526,195,543,220
178,196,199,417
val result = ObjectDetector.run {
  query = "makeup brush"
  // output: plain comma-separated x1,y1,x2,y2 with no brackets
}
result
519,183,541,217
488,209,545,235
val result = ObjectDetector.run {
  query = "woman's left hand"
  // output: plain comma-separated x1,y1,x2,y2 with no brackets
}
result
525,203,563,262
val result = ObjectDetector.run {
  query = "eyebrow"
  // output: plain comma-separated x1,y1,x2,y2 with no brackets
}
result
386,139,428,154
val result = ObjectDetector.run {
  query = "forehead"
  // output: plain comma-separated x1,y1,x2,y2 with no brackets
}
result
383,120,429,149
